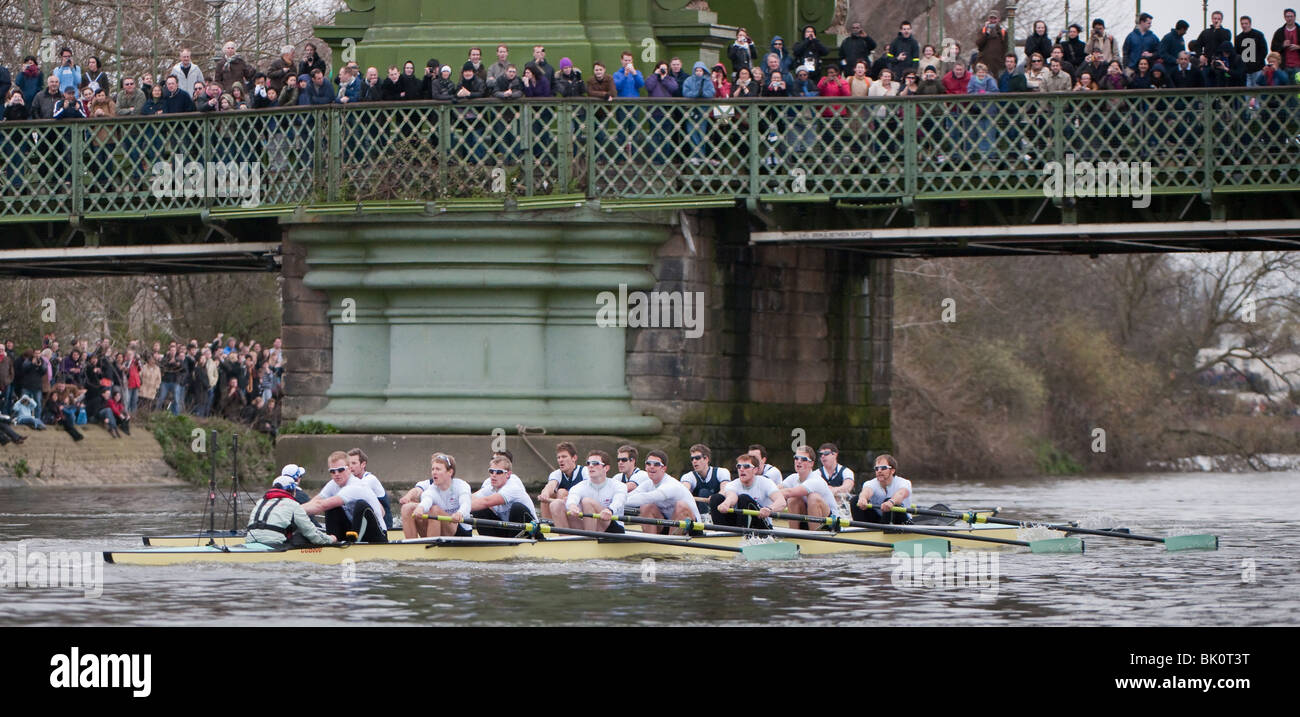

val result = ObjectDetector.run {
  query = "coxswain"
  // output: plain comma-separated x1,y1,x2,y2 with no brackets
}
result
347,447,393,528
277,463,311,503
558,450,627,533
304,451,389,542
681,443,730,508
816,442,856,497
614,444,650,492
852,453,913,525
537,441,585,521
625,449,699,535
470,455,538,537
711,454,786,530
747,444,784,484
246,475,336,547
779,445,840,530
415,453,473,537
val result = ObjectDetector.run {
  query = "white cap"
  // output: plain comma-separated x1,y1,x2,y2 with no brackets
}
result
272,476,297,490
279,463,305,480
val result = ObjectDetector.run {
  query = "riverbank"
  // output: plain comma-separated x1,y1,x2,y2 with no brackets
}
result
0,424,179,487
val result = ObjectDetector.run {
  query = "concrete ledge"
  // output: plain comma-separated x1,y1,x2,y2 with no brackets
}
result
0,424,180,487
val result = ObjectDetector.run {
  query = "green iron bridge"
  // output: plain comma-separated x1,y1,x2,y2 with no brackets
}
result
1,88,1299,274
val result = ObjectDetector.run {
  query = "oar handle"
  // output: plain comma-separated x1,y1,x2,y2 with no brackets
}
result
868,504,1168,544
751,508,1029,547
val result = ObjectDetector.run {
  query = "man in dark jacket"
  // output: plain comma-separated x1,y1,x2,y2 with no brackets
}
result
1272,9,1300,72
454,62,487,100
303,68,336,105
492,65,525,99
1192,12,1232,57
1236,16,1270,73
792,25,829,76
161,76,196,113
32,75,62,119
1159,20,1191,68
214,42,254,92
887,21,921,65
526,45,555,84
839,21,877,73
267,45,296,92
667,57,688,96
1205,40,1246,86
1168,51,1205,86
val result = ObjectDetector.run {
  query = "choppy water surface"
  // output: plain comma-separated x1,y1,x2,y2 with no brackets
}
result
1,471,1295,626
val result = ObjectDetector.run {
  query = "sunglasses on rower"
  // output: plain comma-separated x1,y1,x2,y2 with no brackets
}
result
736,463,755,471
645,459,665,467
328,467,348,474
488,468,508,475
874,464,893,471
793,455,813,462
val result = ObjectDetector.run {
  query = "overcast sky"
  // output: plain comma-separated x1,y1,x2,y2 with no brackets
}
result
1078,0,1293,35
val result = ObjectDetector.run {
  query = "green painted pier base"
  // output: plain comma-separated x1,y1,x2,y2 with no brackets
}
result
284,209,664,434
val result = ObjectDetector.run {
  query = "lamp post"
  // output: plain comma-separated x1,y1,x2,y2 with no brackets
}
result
1006,2,1018,55
206,0,229,68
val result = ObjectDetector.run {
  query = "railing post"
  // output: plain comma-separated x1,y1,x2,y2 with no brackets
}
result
70,124,83,218
557,102,572,194
1202,91,1215,195
522,103,535,196
438,104,450,196
1052,93,1065,169
328,107,341,202
586,102,596,198
903,96,918,199
201,114,212,210
748,101,760,199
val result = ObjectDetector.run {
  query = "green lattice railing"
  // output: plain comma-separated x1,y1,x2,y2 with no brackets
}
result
1,88,1297,223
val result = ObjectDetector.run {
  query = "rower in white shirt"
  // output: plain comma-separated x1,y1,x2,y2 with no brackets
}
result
470,455,538,537
681,443,731,507
347,447,393,528
625,449,699,535
712,454,786,530
538,441,585,521
816,442,856,497
399,470,437,538
415,453,474,537
614,444,650,492
852,453,914,525
303,450,389,542
559,450,627,533
780,444,840,530
747,443,784,484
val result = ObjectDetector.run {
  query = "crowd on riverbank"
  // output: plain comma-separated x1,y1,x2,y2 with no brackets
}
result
0,333,283,445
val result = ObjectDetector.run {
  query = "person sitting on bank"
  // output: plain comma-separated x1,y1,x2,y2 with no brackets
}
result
246,475,336,547
852,453,914,525
304,450,389,542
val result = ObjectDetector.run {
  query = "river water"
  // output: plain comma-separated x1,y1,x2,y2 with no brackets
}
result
0,471,1295,626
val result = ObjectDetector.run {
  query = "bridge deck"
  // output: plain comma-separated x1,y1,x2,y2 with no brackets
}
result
1,89,1296,225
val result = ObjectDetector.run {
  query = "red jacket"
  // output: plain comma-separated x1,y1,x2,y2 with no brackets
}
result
817,76,850,116
108,397,127,419
941,70,969,94
127,359,141,389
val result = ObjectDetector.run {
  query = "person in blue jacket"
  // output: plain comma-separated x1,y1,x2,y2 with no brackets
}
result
1123,13,1161,70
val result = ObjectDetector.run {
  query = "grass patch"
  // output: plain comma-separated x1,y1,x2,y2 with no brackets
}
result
1032,438,1084,476
279,419,341,435
146,413,276,487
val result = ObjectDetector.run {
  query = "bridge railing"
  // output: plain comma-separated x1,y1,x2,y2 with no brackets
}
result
1,88,1296,222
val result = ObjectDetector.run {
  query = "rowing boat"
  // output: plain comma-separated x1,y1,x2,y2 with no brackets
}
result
142,529,406,547
107,523,1040,566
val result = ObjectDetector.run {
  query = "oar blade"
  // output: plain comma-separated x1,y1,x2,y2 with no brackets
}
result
1163,534,1219,552
891,538,950,558
740,542,800,561
1029,537,1085,554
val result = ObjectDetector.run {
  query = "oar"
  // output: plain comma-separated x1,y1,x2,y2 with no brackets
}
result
427,514,797,561
867,503,1218,552
581,511,948,557
741,508,1084,554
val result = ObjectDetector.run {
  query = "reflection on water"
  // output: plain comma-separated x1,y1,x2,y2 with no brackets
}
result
0,472,1295,626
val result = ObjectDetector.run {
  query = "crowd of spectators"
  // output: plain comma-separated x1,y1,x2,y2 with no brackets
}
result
0,332,284,445
1,9,1296,124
